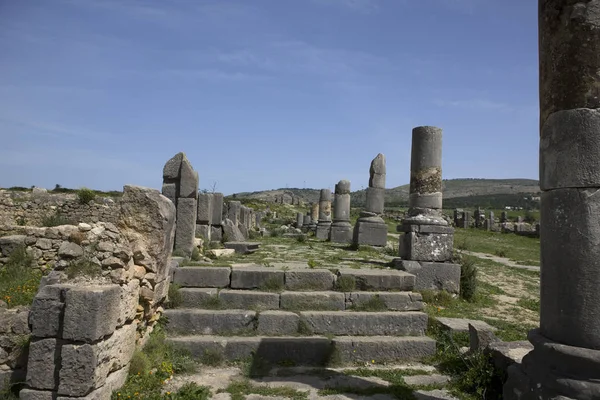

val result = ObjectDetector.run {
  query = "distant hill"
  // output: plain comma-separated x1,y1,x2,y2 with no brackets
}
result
231,178,541,209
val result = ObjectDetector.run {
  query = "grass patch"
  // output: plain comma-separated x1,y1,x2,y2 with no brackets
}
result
220,379,308,400
454,228,540,266
459,255,478,302
112,325,199,399
199,348,224,366
517,297,540,313
164,284,183,309
41,211,72,227
335,275,356,292
0,246,42,308
428,323,505,400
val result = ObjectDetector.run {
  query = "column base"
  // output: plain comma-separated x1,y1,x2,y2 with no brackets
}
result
503,329,600,400
315,222,332,240
352,216,387,247
329,221,353,243
398,224,454,262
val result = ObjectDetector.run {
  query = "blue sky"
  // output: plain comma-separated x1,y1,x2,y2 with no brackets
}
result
0,0,539,195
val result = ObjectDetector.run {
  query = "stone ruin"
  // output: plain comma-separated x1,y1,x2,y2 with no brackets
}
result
161,152,261,255
0,185,176,399
395,126,461,293
352,153,388,247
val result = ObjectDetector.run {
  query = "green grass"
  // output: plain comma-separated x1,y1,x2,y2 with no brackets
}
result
453,228,540,266
219,379,308,400
0,246,42,308
112,325,200,399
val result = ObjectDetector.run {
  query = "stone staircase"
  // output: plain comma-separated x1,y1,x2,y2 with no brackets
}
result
165,264,436,367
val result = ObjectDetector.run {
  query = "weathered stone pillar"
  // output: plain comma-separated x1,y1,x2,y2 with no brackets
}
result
308,203,319,232
395,127,460,293
316,189,332,240
500,211,508,223
352,154,388,246
302,213,311,232
474,207,482,228
296,212,304,228
461,211,470,228
329,180,352,243
504,2,600,398
162,152,198,257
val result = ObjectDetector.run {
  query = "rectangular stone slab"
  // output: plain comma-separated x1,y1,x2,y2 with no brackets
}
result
280,291,345,311
230,267,284,289
164,309,256,335
337,269,415,291
284,269,335,291
218,290,280,310
172,267,231,288
299,311,428,336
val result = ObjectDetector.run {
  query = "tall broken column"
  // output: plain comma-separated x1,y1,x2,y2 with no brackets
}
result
329,180,352,243
315,189,332,239
395,127,460,293
504,1,600,398
352,154,388,247
162,152,198,257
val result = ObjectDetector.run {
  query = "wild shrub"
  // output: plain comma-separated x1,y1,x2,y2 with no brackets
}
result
460,256,478,302
76,187,96,204
41,211,71,227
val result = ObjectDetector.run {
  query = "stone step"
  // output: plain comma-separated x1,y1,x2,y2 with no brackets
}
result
178,288,424,312
172,266,416,292
166,335,436,366
224,242,260,254
164,309,428,336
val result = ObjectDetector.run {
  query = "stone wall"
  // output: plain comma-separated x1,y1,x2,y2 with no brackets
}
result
0,306,29,392
0,190,121,228
0,185,176,398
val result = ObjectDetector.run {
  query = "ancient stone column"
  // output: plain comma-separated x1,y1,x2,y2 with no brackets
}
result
329,180,352,243
308,203,319,231
315,189,332,239
395,127,460,293
296,212,304,228
501,211,508,223
504,2,600,398
302,213,311,232
474,207,482,228
352,154,388,246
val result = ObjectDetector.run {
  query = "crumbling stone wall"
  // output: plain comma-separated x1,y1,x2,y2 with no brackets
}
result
0,185,175,399
0,190,120,228
0,306,29,392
